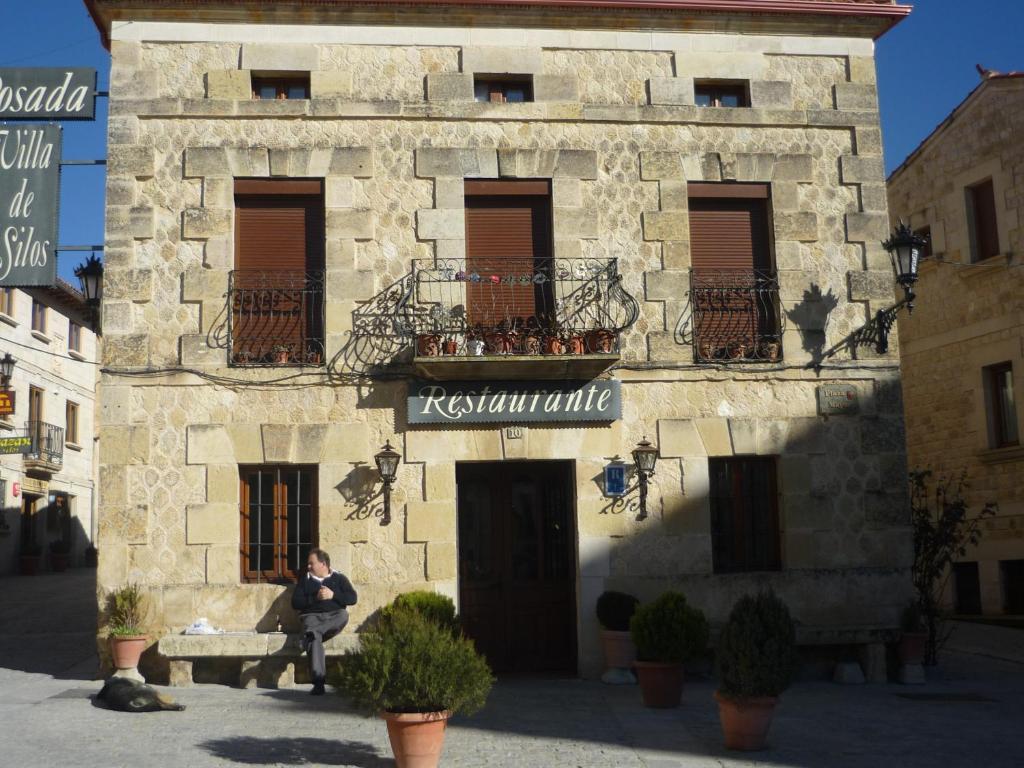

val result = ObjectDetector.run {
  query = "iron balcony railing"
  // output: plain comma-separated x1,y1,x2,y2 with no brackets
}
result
401,257,640,356
687,269,784,363
26,421,64,467
227,271,326,366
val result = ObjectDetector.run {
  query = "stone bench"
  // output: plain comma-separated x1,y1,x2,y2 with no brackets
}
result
159,632,359,688
797,625,899,684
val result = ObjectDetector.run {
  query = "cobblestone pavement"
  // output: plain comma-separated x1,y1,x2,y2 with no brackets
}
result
1,570,1022,768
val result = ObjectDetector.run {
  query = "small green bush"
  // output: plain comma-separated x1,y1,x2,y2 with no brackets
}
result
596,590,640,631
630,591,709,663
106,583,145,637
337,607,493,715
716,591,798,700
380,590,460,635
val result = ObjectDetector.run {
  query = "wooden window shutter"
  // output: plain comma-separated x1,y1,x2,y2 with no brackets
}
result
688,197,770,272
464,183,552,328
970,179,999,261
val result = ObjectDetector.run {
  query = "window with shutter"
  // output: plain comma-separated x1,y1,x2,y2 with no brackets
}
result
232,180,325,365
688,184,778,361
464,180,552,330
709,456,781,573
967,178,999,262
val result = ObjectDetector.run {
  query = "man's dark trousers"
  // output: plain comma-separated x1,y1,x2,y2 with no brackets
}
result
300,609,348,682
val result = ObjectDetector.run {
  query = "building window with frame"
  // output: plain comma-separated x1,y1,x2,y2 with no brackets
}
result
966,178,999,262
709,456,781,573
239,465,317,583
252,75,310,100
913,226,933,259
68,322,82,354
695,80,749,108
474,75,533,103
65,401,79,446
0,288,13,317
985,361,1019,448
31,300,46,334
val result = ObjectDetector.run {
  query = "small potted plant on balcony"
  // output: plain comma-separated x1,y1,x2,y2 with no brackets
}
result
338,606,494,768
630,591,709,708
442,336,459,356
715,591,798,751
49,538,72,572
565,329,586,355
727,340,749,361
521,316,543,355
597,590,640,684
585,328,617,354
758,340,781,362
105,582,149,672
465,325,485,356
270,344,292,364
416,332,442,357
305,346,323,366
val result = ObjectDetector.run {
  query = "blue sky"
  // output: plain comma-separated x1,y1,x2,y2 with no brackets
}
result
2,0,1021,284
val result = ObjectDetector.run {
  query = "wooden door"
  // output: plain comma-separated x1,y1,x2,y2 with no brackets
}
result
457,461,576,674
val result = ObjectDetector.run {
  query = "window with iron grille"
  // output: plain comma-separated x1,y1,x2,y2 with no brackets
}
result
695,80,749,107
710,457,781,573
474,75,533,103
985,361,1019,448
252,76,310,100
239,466,318,583
966,178,999,262
232,179,325,366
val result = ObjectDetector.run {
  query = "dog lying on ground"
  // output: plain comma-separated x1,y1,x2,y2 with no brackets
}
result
96,677,186,713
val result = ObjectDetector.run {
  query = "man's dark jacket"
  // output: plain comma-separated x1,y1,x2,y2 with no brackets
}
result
291,571,358,614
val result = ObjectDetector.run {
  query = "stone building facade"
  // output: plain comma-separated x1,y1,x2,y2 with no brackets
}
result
887,71,1024,616
0,282,99,573
86,0,914,679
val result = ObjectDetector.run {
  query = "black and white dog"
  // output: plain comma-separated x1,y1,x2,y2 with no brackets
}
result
96,677,186,713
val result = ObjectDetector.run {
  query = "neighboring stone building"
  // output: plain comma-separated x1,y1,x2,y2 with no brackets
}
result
85,0,915,681
0,282,99,574
888,70,1024,617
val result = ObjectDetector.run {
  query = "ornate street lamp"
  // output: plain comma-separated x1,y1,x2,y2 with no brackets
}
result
875,222,929,353
374,440,401,526
74,254,104,332
0,352,15,389
631,436,659,521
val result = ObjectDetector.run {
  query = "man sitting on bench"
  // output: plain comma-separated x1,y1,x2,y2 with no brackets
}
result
291,547,358,695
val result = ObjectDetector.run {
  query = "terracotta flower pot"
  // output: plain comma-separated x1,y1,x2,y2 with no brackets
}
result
600,629,636,670
634,661,683,708
714,691,778,751
381,711,450,768
543,335,565,355
417,334,442,357
442,340,458,355
566,334,586,355
522,333,542,355
898,632,927,666
585,329,616,353
110,635,148,670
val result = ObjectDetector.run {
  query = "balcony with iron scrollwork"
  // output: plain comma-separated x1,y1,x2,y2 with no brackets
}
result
228,271,326,366
24,421,64,473
679,269,784,363
400,256,639,380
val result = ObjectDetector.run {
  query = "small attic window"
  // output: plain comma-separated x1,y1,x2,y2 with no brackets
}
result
252,74,310,100
474,75,533,103
695,80,749,108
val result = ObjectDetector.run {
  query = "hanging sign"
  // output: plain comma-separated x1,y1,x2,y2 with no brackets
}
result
0,390,13,416
408,379,621,424
0,435,32,455
0,68,97,120
0,123,61,286
604,464,627,497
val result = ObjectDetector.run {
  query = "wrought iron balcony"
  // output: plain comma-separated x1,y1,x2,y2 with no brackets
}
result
685,269,784,363
25,421,64,471
401,257,639,379
227,271,326,366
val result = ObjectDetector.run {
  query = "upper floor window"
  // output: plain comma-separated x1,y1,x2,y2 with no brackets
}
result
474,75,533,103
65,401,79,446
240,465,317,583
0,288,13,317
31,300,46,334
252,75,310,100
695,80,749,108
914,226,933,259
967,178,999,262
232,179,325,366
68,322,82,353
985,361,1019,448
710,457,781,573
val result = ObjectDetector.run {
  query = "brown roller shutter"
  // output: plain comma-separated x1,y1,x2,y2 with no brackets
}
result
689,198,770,272
464,185,552,328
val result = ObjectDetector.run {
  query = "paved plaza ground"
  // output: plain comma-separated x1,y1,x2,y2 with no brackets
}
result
1,570,1022,767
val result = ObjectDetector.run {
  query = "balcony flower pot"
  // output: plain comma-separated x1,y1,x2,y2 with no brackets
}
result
305,350,322,366
522,331,542,355
416,334,442,357
466,339,485,356
715,591,798,751
543,335,565,355
442,339,458,356
698,341,718,361
585,329,616,354
270,346,291,364
565,333,586,355
338,607,493,768
630,591,708,708
758,341,780,362
728,342,749,360
483,330,509,355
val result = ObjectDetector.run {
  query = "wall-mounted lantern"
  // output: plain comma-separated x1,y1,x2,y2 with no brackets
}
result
631,436,659,520
374,440,401,526
0,353,15,389
876,221,929,352
74,254,104,333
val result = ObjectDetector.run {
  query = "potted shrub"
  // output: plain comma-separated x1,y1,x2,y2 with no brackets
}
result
715,591,799,751
596,590,639,684
49,539,72,572
18,541,42,576
630,591,709,707
381,590,461,637
105,583,148,671
897,601,927,684
337,606,493,768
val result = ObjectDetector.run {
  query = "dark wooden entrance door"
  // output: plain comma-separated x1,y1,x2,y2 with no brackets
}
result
457,461,576,675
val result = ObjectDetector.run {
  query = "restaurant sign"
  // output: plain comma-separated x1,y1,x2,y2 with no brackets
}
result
0,68,97,120
0,435,32,455
408,380,621,424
